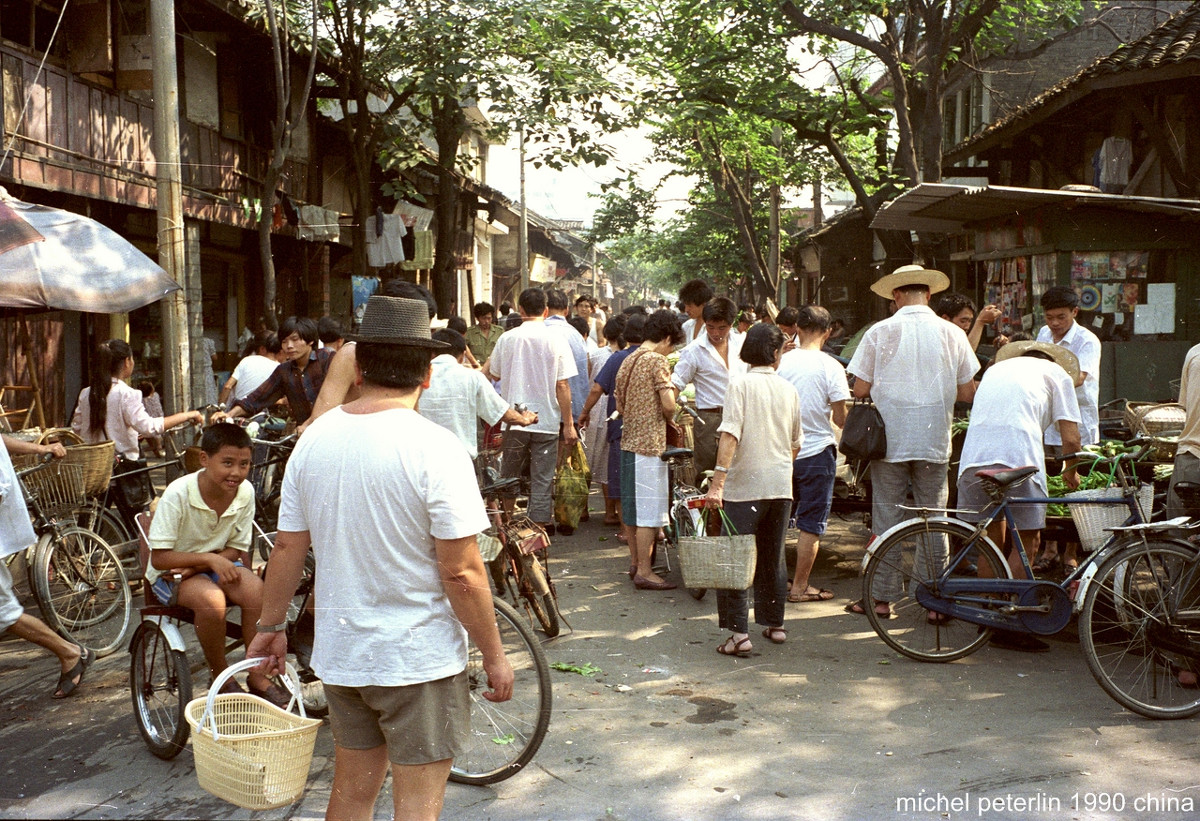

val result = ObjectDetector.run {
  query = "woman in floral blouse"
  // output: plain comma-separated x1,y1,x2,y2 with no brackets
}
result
615,309,684,590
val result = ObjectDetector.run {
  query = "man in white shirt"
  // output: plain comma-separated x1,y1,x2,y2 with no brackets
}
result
421,328,537,459
483,288,578,530
219,331,283,406
1034,285,1102,572
846,265,979,619
670,297,746,476
249,295,512,821
955,341,1082,652
678,278,714,345
544,289,590,425
1167,343,1200,518
1036,286,1101,445
777,305,850,604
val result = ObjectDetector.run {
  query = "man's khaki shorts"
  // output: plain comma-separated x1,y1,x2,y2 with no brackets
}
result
324,671,469,765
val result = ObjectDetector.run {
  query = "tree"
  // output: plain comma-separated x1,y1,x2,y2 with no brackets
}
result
778,0,1084,185
246,0,319,330
316,0,645,318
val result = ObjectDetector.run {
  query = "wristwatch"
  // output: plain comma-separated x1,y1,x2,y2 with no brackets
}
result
255,620,288,633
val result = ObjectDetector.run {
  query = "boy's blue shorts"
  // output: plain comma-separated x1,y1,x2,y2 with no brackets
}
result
150,560,244,606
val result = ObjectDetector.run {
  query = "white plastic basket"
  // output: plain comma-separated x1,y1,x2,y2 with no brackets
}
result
184,658,321,811
1068,484,1154,553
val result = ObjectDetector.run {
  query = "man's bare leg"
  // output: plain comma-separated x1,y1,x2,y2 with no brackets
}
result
326,745,389,821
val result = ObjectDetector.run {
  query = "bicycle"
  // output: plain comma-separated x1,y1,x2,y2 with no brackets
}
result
449,595,553,785
1075,480,1200,719
481,471,562,638
16,455,131,657
859,439,1191,664
128,516,325,760
246,422,296,533
659,445,706,600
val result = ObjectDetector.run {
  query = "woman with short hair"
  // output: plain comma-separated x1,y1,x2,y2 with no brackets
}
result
704,323,803,656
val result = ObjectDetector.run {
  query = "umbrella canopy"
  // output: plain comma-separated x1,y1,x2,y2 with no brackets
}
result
0,188,181,313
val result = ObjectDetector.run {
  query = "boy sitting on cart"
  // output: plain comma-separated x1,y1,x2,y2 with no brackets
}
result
146,423,289,705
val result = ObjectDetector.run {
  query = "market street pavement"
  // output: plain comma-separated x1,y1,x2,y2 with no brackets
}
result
2,507,1199,821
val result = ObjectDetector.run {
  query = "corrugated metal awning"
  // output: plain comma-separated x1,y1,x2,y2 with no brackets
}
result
870,183,1200,233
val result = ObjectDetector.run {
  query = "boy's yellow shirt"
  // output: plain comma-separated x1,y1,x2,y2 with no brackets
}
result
144,470,254,584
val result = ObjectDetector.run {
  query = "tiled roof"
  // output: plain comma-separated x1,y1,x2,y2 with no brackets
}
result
948,5,1200,160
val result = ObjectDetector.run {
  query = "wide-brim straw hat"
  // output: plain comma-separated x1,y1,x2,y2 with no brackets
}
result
995,340,1083,387
869,264,950,298
348,295,448,348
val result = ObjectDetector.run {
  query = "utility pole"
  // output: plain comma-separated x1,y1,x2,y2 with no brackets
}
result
591,242,598,300
518,126,529,294
151,1,191,413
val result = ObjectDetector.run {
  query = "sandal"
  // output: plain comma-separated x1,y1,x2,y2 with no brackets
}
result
788,587,834,603
1032,554,1060,573
927,610,953,625
716,635,753,657
762,626,787,644
52,645,94,699
844,599,893,619
249,680,293,708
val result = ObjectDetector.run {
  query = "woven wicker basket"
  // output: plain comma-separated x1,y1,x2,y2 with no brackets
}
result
64,441,115,497
1068,484,1154,553
1123,402,1186,459
185,659,320,811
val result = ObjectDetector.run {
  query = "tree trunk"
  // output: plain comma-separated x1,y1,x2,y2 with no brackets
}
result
431,94,465,319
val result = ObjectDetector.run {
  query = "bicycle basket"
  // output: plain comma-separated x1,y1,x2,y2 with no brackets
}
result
1068,484,1154,553
64,441,115,496
185,659,320,811
20,462,86,519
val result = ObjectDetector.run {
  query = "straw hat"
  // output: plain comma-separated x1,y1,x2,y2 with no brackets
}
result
869,264,950,298
348,296,448,348
995,340,1083,387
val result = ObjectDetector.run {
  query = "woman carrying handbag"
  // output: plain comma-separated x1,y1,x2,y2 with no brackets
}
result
704,324,803,657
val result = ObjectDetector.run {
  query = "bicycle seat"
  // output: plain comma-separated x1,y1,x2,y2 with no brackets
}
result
975,466,1039,488
661,447,693,462
481,476,521,496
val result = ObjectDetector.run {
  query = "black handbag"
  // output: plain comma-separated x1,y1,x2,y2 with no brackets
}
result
839,402,887,462
113,456,153,511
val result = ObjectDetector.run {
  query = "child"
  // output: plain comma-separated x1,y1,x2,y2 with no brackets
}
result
146,423,288,705
137,380,165,458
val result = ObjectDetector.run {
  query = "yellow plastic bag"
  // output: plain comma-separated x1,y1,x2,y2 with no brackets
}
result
554,442,591,530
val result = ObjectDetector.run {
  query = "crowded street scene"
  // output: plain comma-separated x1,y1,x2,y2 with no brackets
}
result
4,1,1200,820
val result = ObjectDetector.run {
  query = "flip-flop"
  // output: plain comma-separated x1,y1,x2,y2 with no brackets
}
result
844,599,893,619
52,645,94,699
717,635,753,657
1032,555,1060,573
789,587,834,603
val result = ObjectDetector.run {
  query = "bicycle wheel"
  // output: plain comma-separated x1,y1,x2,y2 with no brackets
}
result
129,621,192,759
450,596,552,785
1079,539,1200,719
33,528,131,657
521,553,560,638
862,519,1010,662
75,502,136,576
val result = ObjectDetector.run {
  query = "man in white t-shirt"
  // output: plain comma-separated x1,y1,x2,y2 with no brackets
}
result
955,341,1082,652
219,331,283,406
422,328,536,459
544,289,590,424
1034,285,1101,572
249,295,513,821
777,305,850,604
847,264,979,619
483,288,578,530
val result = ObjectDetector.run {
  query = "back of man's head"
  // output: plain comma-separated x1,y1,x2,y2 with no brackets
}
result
776,306,800,328
796,304,832,333
623,313,647,344
317,316,344,345
432,328,467,358
567,316,590,339
518,288,547,317
381,279,438,320
546,289,570,314
622,305,647,316
679,279,713,308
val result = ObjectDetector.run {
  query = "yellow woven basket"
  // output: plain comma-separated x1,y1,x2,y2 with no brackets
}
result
185,659,321,811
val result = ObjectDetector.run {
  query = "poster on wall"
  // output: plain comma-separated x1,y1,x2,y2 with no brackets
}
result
1134,283,1175,334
